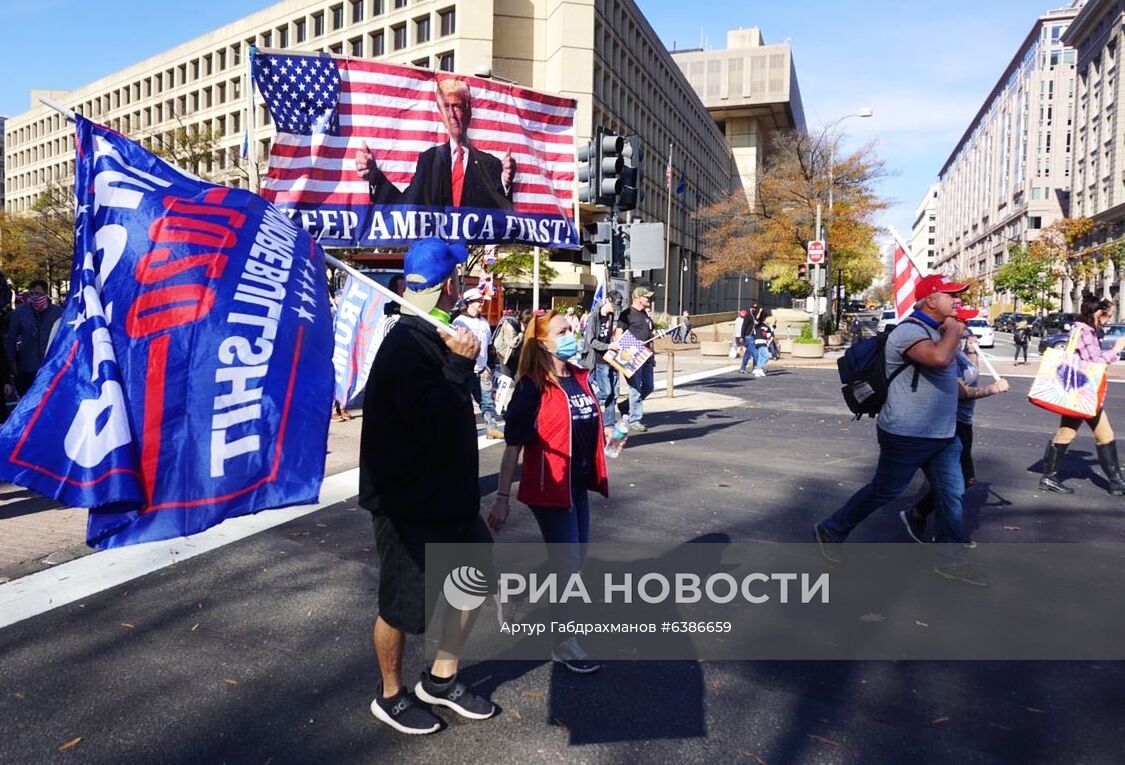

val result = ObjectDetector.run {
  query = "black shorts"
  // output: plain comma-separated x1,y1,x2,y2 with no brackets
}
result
372,514,493,635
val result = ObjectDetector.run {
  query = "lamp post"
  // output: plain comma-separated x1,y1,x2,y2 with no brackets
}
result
825,107,873,330
736,271,748,310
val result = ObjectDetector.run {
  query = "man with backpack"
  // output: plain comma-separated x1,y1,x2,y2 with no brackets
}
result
815,274,987,586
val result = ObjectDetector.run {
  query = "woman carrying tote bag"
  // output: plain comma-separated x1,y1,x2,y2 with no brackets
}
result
1037,292,1125,495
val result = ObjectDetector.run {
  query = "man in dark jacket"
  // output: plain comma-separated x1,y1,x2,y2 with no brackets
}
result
582,291,621,431
5,280,62,395
359,238,497,735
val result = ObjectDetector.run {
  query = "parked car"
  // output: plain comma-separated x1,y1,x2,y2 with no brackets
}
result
1029,315,1045,337
966,317,995,348
876,309,897,334
1042,312,1080,336
996,312,1034,333
1038,322,1125,358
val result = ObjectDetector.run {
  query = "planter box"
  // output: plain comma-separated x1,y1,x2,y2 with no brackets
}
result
791,339,825,358
826,333,844,347
778,338,794,355
700,340,732,357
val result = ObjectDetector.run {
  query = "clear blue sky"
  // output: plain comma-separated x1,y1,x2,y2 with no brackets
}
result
1,0,1058,242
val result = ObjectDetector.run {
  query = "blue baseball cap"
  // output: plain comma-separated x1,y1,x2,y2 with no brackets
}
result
403,238,469,292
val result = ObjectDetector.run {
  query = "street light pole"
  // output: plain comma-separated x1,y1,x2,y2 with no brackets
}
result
825,107,873,331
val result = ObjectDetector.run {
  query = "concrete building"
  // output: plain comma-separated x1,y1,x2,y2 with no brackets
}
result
0,116,5,211
671,27,805,310
932,3,1079,311
3,0,773,314
911,183,939,273
1062,0,1125,308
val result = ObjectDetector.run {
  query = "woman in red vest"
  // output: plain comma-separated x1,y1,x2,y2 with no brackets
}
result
488,310,609,673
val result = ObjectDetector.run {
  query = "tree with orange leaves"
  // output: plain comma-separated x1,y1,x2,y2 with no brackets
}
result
697,128,888,302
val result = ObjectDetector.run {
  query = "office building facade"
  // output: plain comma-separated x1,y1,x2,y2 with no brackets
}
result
932,4,1079,308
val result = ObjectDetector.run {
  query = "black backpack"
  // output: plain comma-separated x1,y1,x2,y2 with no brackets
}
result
837,319,922,419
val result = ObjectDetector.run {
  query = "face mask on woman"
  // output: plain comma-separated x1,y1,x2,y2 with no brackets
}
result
31,294,49,312
552,332,578,361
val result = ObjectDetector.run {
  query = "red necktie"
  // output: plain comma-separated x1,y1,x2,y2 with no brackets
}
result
451,146,464,206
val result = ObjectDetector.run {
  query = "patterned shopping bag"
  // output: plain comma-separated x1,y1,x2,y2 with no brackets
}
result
1028,328,1108,418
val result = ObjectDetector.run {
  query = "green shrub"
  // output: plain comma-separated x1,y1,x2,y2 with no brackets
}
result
794,322,822,344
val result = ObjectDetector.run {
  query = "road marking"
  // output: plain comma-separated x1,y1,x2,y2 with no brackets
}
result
0,363,742,629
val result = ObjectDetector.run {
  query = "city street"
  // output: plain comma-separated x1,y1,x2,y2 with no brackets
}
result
2,367,1123,764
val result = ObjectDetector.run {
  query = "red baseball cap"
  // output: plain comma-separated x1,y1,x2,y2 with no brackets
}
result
955,306,979,321
914,274,969,301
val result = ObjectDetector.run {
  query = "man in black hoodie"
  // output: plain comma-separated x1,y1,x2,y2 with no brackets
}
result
360,238,497,734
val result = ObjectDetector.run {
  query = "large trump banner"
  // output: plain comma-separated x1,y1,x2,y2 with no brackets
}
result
252,52,579,249
0,115,335,548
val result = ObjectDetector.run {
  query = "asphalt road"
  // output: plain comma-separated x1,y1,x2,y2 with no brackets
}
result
2,368,1124,764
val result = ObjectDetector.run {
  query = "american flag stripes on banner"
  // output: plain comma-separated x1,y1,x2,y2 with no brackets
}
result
893,245,925,320
253,52,579,249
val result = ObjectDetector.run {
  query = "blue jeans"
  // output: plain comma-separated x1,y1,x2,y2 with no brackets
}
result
739,343,755,371
821,428,967,564
627,360,655,424
755,345,770,371
532,487,591,639
472,370,496,420
591,361,618,427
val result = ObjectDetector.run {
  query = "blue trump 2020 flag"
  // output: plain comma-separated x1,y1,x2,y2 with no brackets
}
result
0,116,335,548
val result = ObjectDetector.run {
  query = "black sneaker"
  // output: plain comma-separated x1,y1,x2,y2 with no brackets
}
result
414,673,496,720
551,637,602,674
370,687,441,735
933,564,989,587
899,508,927,544
813,523,843,564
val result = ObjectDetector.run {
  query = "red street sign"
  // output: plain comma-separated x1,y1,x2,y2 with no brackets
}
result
807,240,826,264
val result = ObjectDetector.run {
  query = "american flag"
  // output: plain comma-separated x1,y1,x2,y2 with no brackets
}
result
665,151,672,191
893,244,925,320
253,53,577,217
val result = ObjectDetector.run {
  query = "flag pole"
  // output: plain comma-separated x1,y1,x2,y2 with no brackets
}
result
663,141,673,315
323,253,455,336
887,225,929,277
246,45,260,194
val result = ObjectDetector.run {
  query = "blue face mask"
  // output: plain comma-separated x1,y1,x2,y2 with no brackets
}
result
553,333,578,360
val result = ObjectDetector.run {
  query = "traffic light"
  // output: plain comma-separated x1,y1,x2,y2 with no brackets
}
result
598,129,624,206
798,263,809,281
582,219,613,263
618,135,644,212
577,137,596,204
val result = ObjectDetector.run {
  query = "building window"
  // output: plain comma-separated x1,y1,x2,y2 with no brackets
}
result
394,0,407,7
218,49,227,69
438,51,454,71
295,19,306,43
415,15,430,44
278,26,289,48
373,0,384,15
313,12,324,37
413,56,429,69
331,4,344,30
352,0,364,22
261,30,272,48
371,30,385,55
1029,216,1042,229
393,23,407,50
350,36,364,56
439,7,455,36
330,42,344,54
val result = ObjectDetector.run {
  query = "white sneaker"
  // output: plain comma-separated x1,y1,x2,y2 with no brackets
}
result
753,369,766,378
